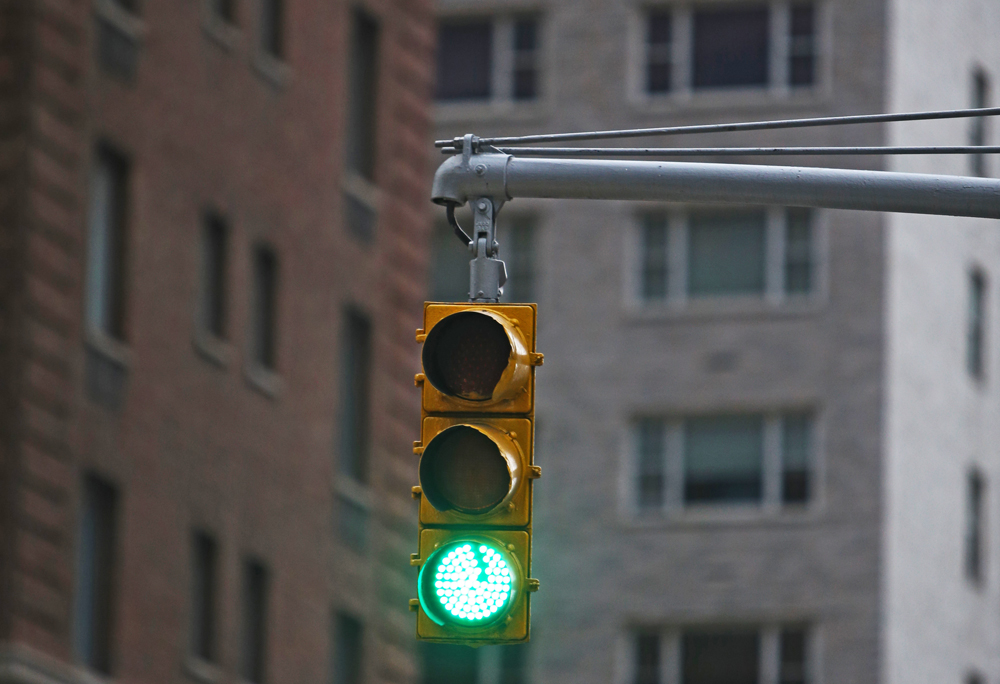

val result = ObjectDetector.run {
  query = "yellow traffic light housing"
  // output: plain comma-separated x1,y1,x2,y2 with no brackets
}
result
411,303,542,645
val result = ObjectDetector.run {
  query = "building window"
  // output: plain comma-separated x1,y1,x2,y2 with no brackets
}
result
500,218,536,303
339,308,372,484
635,630,661,684
199,213,229,340
86,145,131,341
259,0,283,59
633,412,815,511
683,629,759,684
337,493,369,553
212,0,236,24
965,469,985,584
967,270,986,380
636,208,815,304
191,531,218,662
421,643,478,684
251,245,279,370
966,672,985,684
435,16,541,103
240,559,269,683
779,627,808,684
346,9,380,182
74,474,120,674
643,3,817,95
333,613,364,684
970,70,990,177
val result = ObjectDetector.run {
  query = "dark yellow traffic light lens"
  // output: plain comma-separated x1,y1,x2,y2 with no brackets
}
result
423,312,511,401
420,425,512,514
418,541,517,627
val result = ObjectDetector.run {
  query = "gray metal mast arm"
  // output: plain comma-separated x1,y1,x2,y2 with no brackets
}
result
432,152,1000,219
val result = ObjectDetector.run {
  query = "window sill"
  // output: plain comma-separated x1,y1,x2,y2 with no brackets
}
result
244,363,282,399
253,52,291,89
86,328,133,369
624,295,823,323
434,98,550,126
630,85,829,118
183,657,222,684
202,13,240,52
624,503,819,530
193,331,233,369
94,0,146,40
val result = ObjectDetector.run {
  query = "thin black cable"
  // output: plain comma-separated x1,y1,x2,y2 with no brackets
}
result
434,106,1000,149
446,203,471,246
441,145,1000,157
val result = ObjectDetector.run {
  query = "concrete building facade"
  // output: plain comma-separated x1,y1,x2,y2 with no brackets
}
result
429,1,998,683
0,2,434,684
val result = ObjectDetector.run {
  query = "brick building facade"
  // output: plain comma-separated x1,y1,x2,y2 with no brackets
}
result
0,2,434,684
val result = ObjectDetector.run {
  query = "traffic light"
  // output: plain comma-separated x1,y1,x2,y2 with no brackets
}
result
410,302,543,645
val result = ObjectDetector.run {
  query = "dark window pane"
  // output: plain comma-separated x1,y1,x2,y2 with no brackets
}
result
779,628,808,684
965,470,985,582
784,209,812,295
260,0,283,58
339,309,372,484
501,219,535,303
646,11,672,93
684,415,763,503
74,474,119,674
499,644,529,684
782,414,812,504
421,642,478,684
635,631,660,684
96,18,138,83
252,246,279,369
789,4,815,87
436,20,492,100
240,560,269,683
970,71,990,176
337,495,368,553
687,210,766,296
191,532,218,662
333,613,364,684
215,0,236,23
344,192,377,243
201,214,228,338
682,630,759,684
637,420,666,511
692,7,769,89
513,18,539,100
87,145,130,340
642,215,669,300
113,0,138,12
431,220,471,302
346,10,380,181
967,271,986,379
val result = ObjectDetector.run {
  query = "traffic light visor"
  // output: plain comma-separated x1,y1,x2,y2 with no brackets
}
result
418,540,519,627
419,424,523,515
422,310,530,404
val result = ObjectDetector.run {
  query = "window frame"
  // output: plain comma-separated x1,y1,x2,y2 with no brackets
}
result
626,1,830,112
194,211,232,367
624,410,822,521
626,206,826,316
434,12,548,121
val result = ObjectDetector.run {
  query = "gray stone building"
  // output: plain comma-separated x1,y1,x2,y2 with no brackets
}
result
427,1,999,683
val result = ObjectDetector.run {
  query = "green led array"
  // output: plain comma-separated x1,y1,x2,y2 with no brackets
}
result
433,543,512,622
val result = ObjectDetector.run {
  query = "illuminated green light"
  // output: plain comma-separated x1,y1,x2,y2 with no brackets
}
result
419,540,517,627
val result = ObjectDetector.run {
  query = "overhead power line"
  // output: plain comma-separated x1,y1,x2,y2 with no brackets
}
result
444,145,1000,157
434,106,1000,149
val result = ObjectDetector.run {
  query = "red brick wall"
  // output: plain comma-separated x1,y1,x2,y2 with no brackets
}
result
1,0,435,682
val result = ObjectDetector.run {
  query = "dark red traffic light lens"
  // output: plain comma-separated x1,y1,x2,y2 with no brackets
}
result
423,312,511,401
420,426,512,514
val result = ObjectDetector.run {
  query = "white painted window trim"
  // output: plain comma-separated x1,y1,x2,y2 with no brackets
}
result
434,9,551,123
626,0,831,112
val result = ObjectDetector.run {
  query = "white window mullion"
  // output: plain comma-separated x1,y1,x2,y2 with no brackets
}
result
668,210,687,306
763,416,783,511
765,207,786,305
665,421,685,511
493,18,514,104
672,7,692,96
770,2,791,94
662,630,681,684
760,626,781,684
